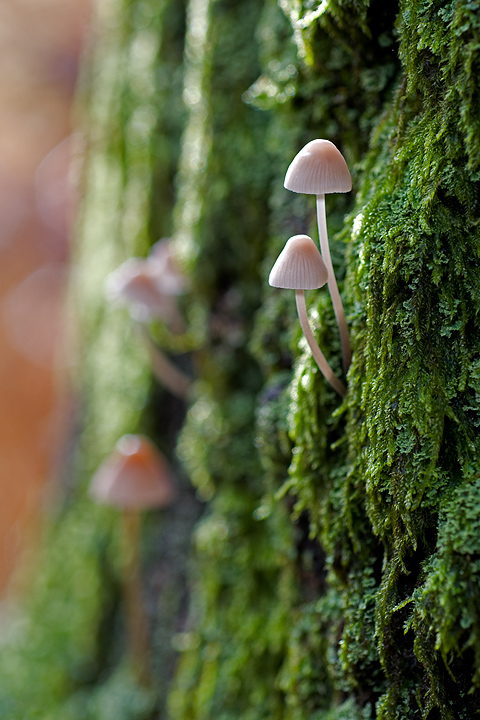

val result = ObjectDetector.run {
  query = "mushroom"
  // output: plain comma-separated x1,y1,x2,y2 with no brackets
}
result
105,244,192,400
284,139,352,374
148,238,188,297
90,434,176,685
269,234,347,397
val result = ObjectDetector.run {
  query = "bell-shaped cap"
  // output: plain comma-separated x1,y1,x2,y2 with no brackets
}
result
105,239,186,323
90,435,176,510
284,139,352,195
269,234,328,290
105,258,179,322
148,238,187,296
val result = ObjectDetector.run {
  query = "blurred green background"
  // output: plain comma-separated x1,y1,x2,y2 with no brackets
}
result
1,1,480,719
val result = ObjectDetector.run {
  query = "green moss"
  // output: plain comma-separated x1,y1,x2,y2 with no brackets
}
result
3,0,480,716
0,0,191,717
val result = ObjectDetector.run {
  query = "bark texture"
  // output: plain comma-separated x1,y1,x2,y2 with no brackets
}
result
1,1,479,719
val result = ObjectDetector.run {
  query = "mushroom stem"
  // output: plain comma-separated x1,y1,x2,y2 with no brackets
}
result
138,326,192,400
122,509,151,687
295,289,347,398
316,193,351,374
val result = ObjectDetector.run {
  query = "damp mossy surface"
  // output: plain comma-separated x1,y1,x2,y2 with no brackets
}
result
0,0,479,718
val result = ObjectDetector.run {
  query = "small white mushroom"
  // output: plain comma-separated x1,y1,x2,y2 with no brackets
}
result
269,234,347,398
284,139,352,374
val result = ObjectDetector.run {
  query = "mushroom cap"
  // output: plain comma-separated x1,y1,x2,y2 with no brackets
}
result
148,239,187,296
105,259,177,320
269,234,328,290
90,435,176,510
284,139,352,195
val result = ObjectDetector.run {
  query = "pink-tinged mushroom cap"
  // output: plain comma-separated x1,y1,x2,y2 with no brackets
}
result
105,240,187,325
284,139,352,195
90,435,176,510
105,258,180,323
269,234,329,290
148,239,187,296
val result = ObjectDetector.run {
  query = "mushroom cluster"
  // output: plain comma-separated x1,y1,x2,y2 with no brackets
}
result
270,139,352,396
96,241,194,682
86,138,352,687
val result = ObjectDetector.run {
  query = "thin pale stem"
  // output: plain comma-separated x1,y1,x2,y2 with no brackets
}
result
295,290,347,398
138,325,192,400
122,509,151,687
316,193,351,374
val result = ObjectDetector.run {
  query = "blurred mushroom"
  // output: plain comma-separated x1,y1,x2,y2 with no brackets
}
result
269,234,346,397
105,241,192,400
284,139,352,374
105,254,184,330
90,434,176,685
3,263,68,368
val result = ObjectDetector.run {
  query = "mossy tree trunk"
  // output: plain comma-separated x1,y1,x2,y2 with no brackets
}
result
170,1,480,718
0,1,479,719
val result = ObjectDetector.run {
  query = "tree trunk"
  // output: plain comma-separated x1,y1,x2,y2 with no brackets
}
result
1,1,479,719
